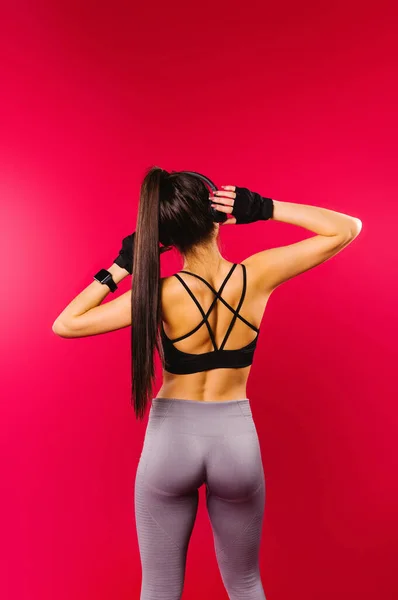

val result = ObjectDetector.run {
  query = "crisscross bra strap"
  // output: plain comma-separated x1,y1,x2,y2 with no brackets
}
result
173,263,237,351
179,263,258,332
219,262,247,351
172,263,258,352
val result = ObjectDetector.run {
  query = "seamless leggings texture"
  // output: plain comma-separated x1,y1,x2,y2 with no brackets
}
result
134,397,266,600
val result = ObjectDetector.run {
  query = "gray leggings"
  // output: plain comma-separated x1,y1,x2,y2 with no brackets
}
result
134,397,266,599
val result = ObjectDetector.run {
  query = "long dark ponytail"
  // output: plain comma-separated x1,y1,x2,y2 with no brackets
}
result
131,166,218,420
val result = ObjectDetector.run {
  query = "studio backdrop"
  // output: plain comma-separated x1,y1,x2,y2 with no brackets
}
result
1,2,397,599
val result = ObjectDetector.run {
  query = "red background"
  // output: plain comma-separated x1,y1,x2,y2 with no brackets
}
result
1,2,397,599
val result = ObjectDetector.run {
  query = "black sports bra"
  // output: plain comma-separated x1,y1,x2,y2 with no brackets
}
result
160,262,260,375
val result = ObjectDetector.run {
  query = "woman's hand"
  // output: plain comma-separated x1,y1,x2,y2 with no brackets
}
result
213,185,274,224
113,232,172,274
210,186,237,225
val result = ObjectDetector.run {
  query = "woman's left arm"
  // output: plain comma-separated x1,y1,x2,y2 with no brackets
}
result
52,263,132,338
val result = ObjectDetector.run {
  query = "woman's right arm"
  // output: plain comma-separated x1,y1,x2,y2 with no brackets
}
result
271,199,361,237
245,199,362,293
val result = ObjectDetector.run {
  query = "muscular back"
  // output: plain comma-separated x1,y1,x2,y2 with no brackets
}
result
158,258,272,402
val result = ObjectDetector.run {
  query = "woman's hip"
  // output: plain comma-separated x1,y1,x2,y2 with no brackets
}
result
135,396,263,496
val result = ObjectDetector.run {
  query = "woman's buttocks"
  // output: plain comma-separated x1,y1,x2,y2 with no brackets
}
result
137,396,261,501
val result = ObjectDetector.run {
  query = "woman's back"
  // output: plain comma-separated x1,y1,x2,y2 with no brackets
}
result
157,258,272,402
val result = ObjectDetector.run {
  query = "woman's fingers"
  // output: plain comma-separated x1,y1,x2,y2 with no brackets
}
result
214,189,236,199
210,188,235,206
210,198,233,212
209,185,237,224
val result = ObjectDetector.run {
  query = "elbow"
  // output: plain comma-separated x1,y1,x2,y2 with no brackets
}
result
348,218,362,238
52,319,73,338
337,219,362,242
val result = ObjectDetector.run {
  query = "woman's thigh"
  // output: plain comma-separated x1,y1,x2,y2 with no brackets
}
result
205,422,267,599
134,404,203,600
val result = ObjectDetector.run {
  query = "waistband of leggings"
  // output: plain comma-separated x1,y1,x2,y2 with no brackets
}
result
151,397,252,418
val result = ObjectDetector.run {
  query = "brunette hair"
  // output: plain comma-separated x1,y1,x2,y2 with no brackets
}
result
131,166,219,419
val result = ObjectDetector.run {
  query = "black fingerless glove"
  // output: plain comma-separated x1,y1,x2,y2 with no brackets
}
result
113,232,172,275
232,186,274,224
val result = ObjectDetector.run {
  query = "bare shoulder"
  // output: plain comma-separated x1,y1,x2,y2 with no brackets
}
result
160,274,181,323
160,274,177,300
240,255,273,299
160,273,179,293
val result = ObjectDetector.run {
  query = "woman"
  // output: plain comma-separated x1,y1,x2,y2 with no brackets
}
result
52,167,362,599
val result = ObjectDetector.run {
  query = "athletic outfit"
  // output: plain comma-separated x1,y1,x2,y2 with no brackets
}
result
160,262,259,374
134,263,267,599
